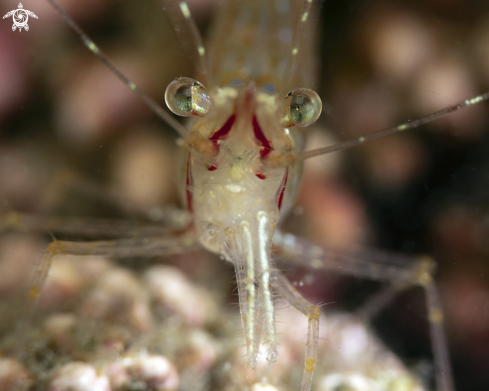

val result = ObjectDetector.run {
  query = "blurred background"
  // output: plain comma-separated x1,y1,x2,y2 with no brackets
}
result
0,0,489,390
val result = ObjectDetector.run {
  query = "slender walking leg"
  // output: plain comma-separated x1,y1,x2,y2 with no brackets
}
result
1,211,189,239
271,269,320,391
274,232,454,391
27,234,198,310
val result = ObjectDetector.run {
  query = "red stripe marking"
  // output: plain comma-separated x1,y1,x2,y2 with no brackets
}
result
259,147,271,158
210,114,236,140
277,168,289,210
254,116,272,180
252,115,272,149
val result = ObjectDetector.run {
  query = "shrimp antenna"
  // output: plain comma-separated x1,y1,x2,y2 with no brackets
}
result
45,0,188,138
162,1,214,88
298,92,489,161
280,0,321,96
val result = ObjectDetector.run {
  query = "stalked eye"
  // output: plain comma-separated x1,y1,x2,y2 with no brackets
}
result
280,88,322,127
165,77,212,117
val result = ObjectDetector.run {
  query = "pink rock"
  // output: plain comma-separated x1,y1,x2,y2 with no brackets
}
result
49,362,110,391
0,359,32,391
107,355,178,391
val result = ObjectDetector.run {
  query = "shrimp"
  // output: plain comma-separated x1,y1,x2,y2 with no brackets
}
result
1,1,489,391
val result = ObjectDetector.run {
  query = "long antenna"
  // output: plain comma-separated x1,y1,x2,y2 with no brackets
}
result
299,92,489,161
162,0,214,88
280,0,321,96
45,0,188,138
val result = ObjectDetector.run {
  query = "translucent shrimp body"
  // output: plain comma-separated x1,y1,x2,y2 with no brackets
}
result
184,82,298,366
173,0,322,382
182,0,317,252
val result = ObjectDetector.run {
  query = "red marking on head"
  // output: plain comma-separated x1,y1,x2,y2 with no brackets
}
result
259,147,271,158
207,165,217,171
256,173,266,180
252,116,272,149
210,114,236,140
186,152,193,212
277,168,289,210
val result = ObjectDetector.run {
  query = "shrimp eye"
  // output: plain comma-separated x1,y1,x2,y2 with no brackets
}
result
165,77,212,117
281,88,322,127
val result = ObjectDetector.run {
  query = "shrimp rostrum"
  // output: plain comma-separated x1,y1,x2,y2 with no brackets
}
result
10,0,489,391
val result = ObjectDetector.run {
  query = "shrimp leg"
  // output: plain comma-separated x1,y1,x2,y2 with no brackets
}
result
271,270,320,391
1,211,190,238
27,234,198,311
274,232,454,391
